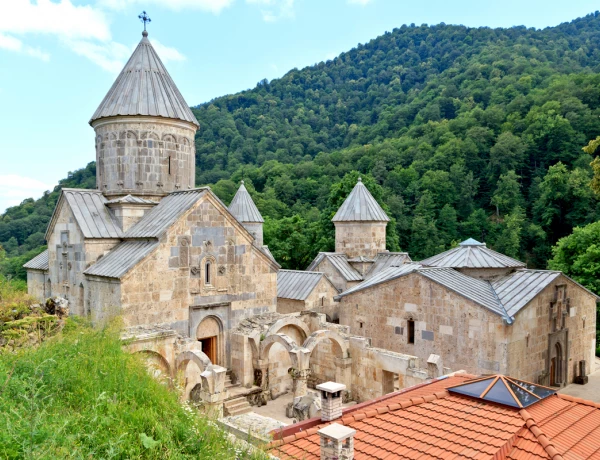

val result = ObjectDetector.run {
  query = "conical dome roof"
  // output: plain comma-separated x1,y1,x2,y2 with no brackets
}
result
90,31,199,127
228,181,264,223
332,178,390,222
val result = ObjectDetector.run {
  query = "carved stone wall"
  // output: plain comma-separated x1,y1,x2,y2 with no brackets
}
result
93,116,197,199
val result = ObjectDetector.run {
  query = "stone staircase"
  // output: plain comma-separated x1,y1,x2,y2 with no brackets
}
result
225,371,240,391
223,396,252,416
223,370,252,416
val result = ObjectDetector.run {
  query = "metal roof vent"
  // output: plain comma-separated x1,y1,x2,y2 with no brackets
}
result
447,375,556,408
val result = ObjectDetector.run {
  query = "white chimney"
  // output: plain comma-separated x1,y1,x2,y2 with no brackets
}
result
318,422,355,460
316,381,346,421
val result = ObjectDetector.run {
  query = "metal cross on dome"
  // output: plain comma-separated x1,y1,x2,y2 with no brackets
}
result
139,11,151,31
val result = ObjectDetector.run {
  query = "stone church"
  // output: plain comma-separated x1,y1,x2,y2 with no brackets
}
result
24,29,598,410
24,30,279,371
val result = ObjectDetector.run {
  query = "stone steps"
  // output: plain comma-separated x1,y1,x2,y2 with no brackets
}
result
224,396,252,416
224,374,241,390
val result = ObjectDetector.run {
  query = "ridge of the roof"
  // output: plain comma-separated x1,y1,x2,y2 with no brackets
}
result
228,181,264,223
335,263,421,299
519,409,565,460
331,178,390,222
420,239,526,269
105,194,158,205
90,32,199,127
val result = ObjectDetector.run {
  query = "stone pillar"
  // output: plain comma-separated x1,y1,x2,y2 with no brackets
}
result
199,365,228,418
291,368,311,399
317,382,346,421
318,423,355,460
427,354,443,379
334,357,352,391
257,358,270,405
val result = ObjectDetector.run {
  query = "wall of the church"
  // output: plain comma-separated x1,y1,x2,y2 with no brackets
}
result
339,273,510,377
107,203,157,232
334,221,387,259
86,276,122,325
277,278,340,321
93,116,196,200
505,276,597,385
26,270,49,302
117,194,277,368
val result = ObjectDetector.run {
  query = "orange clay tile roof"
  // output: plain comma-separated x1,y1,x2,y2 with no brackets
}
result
268,374,600,460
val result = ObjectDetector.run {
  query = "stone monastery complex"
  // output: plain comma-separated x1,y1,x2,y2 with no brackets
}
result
24,30,599,426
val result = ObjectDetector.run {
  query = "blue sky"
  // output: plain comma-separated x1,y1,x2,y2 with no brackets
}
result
0,0,598,213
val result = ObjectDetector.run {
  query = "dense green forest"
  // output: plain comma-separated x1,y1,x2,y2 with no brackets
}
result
2,12,600,287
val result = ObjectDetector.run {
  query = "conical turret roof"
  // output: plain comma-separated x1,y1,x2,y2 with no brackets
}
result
90,31,199,127
228,181,264,223
332,178,390,222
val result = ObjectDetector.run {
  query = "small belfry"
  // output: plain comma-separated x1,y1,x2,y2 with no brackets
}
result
90,13,199,201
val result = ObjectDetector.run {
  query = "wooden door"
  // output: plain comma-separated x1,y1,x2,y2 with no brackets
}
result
199,336,217,364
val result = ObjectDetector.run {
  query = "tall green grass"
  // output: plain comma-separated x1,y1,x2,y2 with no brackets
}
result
0,320,264,459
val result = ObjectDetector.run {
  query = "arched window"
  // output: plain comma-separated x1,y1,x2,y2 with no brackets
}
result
205,260,211,285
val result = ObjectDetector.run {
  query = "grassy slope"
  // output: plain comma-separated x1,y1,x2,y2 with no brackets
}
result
0,312,264,459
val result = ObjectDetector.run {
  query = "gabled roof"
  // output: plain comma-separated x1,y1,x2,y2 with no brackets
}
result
228,181,264,223
365,252,411,279
419,267,509,319
23,249,49,271
336,263,421,298
125,188,209,238
277,270,337,300
269,373,600,460
90,31,199,127
331,178,390,222
46,189,123,240
420,238,526,269
306,253,363,282
84,240,159,279
105,195,158,205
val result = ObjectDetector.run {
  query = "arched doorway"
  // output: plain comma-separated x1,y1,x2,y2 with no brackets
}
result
551,342,563,386
136,350,171,382
196,316,223,366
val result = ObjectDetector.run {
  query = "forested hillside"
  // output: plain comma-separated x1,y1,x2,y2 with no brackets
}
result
3,12,600,280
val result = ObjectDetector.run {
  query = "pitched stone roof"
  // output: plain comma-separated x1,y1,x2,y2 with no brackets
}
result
125,188,209,238
228,181,264,223
105,195,158,205
420,238,526,269
84,240,159,279
23,249,49,271
277,270,336,300
46,189,123,240
306,253,363,282
269,373,600,460
331,178,390,222
335,265,597,322
90,31,199,127
365,252,412,279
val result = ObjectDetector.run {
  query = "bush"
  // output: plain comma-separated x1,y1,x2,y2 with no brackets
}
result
0,322,264,459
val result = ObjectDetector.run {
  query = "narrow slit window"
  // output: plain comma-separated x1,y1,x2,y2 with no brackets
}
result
205,261,211,285
407,319,415,344
168,156,171,175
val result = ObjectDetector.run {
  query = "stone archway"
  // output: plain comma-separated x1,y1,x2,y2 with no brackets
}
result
175,350,212,400
303,330,351,390
196,316,223,366
259,333,302,397
136,350,171,381
266,317,311,341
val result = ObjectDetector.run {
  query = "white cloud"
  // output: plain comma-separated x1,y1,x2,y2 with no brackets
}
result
152,39,186,62
98,0,234,14
0,0,111,41
0,175,53,214
348,0,373,4
0,32,50,61
246,0,295,22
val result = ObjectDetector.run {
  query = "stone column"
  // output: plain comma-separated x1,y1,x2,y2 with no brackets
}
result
334,357,352,392
199,365,228,418
291,368,311,400
257,358,270,406
318,423,356,460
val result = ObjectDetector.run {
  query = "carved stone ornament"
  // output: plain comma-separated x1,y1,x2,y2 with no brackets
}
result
67,262,72,270
190,266,200,276
218,265,226,276
180,237,190,247
204,240,213,249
